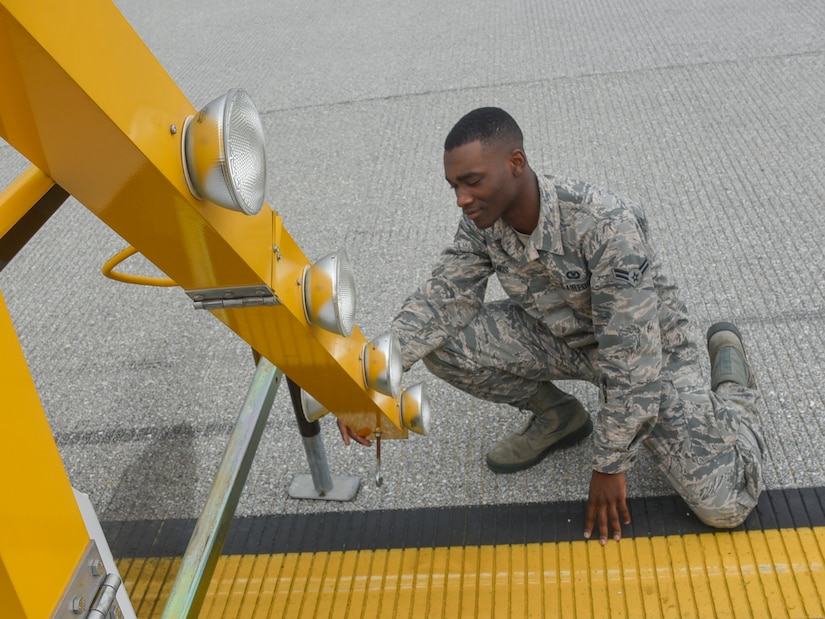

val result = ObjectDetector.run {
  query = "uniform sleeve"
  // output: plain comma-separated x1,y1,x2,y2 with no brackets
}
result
392,216,493,371
587,211,662,474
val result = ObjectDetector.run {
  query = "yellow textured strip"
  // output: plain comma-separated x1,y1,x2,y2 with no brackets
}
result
765,528,805,615
364,549,387,618
445,546,464,617
634,537,664,618
540,542,558,615
250,553,285,617
132,557,178,619
617,536,644,618
779,528,825,618
585,541,607,617
205,553,241,617
682,535,712,618
460,545,479,617
810,528,825,606
701,532,736,618
116,527,825,618
430,546,450,616
666,535,695,617
237,555,272,619
395,547,418,617
748,531,789,619
571,541,592,617
494,544,512,617
410,547,433,618
525,542,544,617
730,531,769,617
653,536,682,618
716,533,749,616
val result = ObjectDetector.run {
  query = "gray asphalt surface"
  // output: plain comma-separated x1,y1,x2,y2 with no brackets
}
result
1,0,824,522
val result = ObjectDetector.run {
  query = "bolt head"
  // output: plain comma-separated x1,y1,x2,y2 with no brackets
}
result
71,596,86,614
89,559,105,576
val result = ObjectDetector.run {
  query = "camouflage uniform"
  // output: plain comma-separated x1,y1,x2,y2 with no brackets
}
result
392,174,766,527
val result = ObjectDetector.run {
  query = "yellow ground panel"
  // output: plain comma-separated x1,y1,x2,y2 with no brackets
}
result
116,526,825,618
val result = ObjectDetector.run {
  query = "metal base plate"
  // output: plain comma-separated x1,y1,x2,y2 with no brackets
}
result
288,475,360,501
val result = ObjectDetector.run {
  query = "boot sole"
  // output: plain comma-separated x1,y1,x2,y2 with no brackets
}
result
485,416,594,474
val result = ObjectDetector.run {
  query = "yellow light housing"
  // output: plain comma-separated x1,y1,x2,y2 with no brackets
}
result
399,383,431,435
361,332,402,397
302,250,356,336
181,89,267,215
300,390,329,423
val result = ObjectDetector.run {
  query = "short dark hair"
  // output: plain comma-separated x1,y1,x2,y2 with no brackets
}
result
444,107,524,152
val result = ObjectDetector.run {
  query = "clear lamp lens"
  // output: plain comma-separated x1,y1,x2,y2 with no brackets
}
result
399,382,431,435
300,390,328,423
362,332,402,397
181,88,267,215
302,249,356,336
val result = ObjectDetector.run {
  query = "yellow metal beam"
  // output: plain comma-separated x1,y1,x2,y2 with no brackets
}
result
0,0,405,438
0,166,54,238
0,290,89,617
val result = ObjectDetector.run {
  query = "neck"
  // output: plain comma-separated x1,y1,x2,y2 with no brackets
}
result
503,168,540,234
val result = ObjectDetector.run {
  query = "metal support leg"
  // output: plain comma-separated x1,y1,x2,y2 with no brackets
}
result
161,357,282,619
287,378,360,501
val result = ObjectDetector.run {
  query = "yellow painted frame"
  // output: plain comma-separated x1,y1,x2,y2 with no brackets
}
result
0,291,89,617
0,0,407,438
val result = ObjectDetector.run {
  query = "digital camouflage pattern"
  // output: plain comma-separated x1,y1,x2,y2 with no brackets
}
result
392,175,766,527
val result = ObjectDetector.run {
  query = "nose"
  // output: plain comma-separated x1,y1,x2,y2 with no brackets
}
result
455,187,473,208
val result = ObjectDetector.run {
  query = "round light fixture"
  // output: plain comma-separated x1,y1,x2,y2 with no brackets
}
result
362,332,402,397
399,383,431,435
302,249,356,336
300,389,328,423
181,88,267,215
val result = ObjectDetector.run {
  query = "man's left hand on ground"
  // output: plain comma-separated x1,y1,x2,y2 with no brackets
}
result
584,470,631,544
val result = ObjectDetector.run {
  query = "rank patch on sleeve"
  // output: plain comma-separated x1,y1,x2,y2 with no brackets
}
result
613,258,650,286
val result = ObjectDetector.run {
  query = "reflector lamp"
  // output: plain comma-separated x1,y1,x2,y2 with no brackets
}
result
399,383,431,435
300,390,328,423
181,89,267,215
362,332,402,397
302,250,356,336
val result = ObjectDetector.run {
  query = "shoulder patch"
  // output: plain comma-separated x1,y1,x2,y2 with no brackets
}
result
613,258,650,286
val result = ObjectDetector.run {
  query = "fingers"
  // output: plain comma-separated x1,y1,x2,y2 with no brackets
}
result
620,499,632,526
584,500,630,544
583,501,596,540
337,418,373,447
337,418,351,445
608,503,622,543
350,432,372,447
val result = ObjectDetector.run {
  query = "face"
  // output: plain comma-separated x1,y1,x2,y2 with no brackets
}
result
444,140,524,229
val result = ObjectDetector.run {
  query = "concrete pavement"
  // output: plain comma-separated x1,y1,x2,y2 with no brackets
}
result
1,0,824,522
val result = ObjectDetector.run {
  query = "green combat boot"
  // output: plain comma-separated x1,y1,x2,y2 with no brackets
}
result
707,322,757,390
486,382,593,474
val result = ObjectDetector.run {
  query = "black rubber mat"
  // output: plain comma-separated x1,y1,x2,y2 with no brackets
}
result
102,486,825,559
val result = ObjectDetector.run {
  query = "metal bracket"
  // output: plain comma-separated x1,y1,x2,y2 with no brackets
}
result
185,285,279,310
52,539,123,618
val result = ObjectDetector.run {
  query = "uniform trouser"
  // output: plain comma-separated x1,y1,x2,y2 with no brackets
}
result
421,300,766,528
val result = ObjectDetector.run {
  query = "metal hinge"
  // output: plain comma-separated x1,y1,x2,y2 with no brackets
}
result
53,540,123,618
186,285,279,310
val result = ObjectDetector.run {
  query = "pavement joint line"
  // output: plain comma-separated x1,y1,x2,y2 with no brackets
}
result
256,48,825,117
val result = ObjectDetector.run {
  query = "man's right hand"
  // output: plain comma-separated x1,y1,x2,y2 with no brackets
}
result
337,418,373,447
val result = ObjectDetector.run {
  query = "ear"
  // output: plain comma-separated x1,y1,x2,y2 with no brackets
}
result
508,149,527,177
